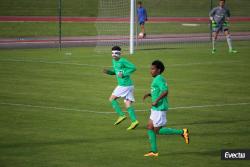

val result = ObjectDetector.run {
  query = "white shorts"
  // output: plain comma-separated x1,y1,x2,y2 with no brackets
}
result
112,86,135,102
150,109,167,127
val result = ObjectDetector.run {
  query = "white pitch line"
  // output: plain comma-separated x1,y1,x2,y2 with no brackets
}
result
0,102,112,114
0,102,250,114
139,102,250,111
0,59,110,68
0,58,240,69
168,61,240,67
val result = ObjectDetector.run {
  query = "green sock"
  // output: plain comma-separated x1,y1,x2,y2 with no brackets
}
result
159,128,183,135
147,130,157,152
111,100,124,116
127,106,137,122
212,38,216,50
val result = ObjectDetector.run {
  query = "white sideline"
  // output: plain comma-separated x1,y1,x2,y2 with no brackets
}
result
0,102,249,114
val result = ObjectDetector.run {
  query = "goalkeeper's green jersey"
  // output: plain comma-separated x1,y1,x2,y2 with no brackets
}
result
107,57,136,86
151,74,169,111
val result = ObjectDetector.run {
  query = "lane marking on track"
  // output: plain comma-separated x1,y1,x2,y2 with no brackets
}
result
182,23,200,27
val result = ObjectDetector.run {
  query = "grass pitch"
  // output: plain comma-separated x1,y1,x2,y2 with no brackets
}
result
0,0,249,17
0,41,250,167
1,22,250,38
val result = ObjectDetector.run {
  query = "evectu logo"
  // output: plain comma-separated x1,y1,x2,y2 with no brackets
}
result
221,149,250,160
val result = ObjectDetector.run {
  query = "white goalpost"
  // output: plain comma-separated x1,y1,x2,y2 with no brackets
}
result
95,0,136,55
130,0,135,54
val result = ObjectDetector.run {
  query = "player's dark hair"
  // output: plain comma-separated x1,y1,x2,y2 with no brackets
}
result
112,46,121,51
152,60,165,74
220,0,225,2
138,1,142,5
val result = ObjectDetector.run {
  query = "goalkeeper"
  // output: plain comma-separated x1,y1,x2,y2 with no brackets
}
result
137,1,148,38
103,46,139,130
209,0,237,54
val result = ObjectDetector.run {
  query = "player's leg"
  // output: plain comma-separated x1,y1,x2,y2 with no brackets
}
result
141,23,145,34
224,29,237,53
153,110,190,144
124,86,139,130
155,111,187,141
124,100,136,122
144,110,167,156
211,21,222,54
125,100,139,130
158,127,183,135
109,89,127,125
144,119,159,157
139,21,146,38
212,31,219,54
158,127,189,144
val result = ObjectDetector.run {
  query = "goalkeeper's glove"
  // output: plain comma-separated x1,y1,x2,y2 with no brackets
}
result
223,21,229,26
211,20,217,28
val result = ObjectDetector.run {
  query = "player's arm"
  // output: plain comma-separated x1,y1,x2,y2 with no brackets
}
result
152,80,168,106
209,8,216,21
210,16,214,21
122,60,136,77
209,9,216,27
222,9,231,26
143,93,151,101
152,91,168,106
226,8,231,22
103,68,115,75
145,8,148,21
136,8,139,21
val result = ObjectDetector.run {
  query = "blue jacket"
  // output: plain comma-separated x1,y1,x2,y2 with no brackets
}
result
137,7,147,22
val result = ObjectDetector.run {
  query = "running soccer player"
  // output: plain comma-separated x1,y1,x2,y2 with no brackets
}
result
103,46,139,130
143,60,189,157
209,0,237,54
137,1,148,38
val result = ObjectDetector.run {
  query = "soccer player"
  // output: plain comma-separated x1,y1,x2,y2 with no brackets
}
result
103,46,139,130
143,60,189,157
209,0,237,54
137,1,148,38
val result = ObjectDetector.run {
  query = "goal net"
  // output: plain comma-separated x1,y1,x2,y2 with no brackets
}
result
95,0,250,53
95,0,131,54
